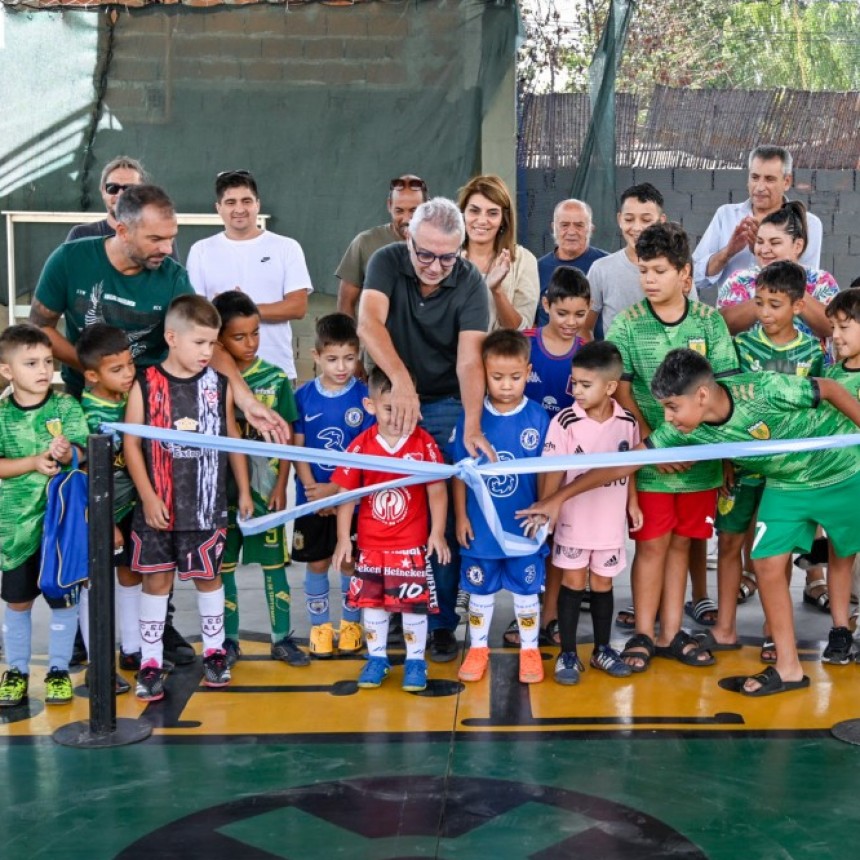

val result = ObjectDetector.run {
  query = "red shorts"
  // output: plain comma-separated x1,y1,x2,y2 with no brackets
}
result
635,490,717,542
349,547,439,615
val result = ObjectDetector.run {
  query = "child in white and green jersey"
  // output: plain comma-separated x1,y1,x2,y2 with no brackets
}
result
521,347,860,697
0,325,88,708
713,260,825,653
605,222,738,671
212,291,309,669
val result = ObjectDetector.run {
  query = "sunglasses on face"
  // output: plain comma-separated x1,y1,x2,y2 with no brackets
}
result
104,183,136,195
390,177,427,192
410,237,459,268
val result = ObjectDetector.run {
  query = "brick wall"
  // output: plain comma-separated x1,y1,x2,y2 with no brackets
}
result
524,168,860,293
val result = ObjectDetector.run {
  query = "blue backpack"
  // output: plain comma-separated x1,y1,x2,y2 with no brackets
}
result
38,449,89,604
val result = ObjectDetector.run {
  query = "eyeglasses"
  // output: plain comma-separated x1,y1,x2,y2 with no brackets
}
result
104,183,136,195
390,177,427,193
410,237,459,268
217,169,253,180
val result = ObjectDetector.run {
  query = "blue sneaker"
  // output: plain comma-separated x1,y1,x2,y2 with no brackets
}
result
554,651,583,686
590,644,633,678
402,659,428,692
357,656,390,689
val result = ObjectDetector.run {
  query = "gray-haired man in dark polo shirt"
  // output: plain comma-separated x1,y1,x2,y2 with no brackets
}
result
358,197,494,661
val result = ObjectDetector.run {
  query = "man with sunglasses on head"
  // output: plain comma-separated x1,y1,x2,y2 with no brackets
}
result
358,197,494,662
66,156,179,261
187,170,312,386
336,175,429,320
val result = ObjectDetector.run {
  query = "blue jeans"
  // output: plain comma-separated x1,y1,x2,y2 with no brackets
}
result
419,396,463,632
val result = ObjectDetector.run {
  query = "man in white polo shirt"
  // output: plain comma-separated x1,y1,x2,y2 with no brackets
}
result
187,170,313,381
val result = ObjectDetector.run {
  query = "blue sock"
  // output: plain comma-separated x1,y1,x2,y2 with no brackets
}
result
340,573,360,623
305,570,330,625
2,606,32,675
47,605,79,672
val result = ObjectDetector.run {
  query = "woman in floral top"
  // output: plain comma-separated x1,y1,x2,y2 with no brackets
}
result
717,200,838,341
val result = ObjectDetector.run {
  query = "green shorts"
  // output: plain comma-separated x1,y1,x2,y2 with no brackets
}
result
715,478,764,535
223,508,287,569
751,469,860,560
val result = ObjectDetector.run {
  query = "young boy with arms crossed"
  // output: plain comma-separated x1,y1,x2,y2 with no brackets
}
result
0,325,88,707
708,261,824,655
604,223,738,671
332,367,449,692
542,341,642,684
212,291,308,669
124,296,253,701
76,324,140,692
291,313,374,659
453,330,550,684
522,347,860,695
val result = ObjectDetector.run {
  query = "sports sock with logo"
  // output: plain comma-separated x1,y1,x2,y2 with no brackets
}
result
465,592,495,648
263,564,291,642
513,593,541,649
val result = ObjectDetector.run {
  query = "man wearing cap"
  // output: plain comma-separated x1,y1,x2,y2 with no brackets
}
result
336,175,428,320
187,170,313,384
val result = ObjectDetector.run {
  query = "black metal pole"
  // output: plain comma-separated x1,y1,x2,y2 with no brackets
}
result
88,433,116,735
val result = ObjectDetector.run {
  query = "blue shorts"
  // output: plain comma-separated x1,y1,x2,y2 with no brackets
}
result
459,553,545,597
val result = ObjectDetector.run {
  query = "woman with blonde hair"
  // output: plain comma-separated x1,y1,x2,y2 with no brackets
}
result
457,175,539,331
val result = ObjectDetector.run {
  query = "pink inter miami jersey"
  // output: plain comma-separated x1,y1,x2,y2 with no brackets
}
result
332,426,443,552
543,400,640,549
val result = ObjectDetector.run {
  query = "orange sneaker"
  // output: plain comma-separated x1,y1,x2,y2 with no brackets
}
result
519,647,544,684
458,646,490,682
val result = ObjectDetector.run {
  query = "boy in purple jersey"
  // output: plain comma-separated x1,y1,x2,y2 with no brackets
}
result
292,314,374,659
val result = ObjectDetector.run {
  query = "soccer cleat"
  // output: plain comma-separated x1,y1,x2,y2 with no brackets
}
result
519,648,544,684
309,623,335,659
590,644,633,678
554,651,583,686
135,661,165,702
402,659,428,692
458,646,490,682
822,626,855,666
224,638,242,668
271,635,311,667
44,667,74,705
338,621,364,655
163,623,196,666
357,656,390,688
202,650,231,687
0,669,29,708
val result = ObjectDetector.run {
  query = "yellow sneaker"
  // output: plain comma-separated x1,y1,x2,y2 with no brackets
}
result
519,647,544,684
309,623,335,659
338,621,364,654
458,646,490,682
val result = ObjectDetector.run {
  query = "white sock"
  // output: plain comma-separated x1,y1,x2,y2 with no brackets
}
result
466,592,495,648
514,593,541,649
78,586,90,654
402,613,428,660
198,587,225,654
362,607,389,658
117,583,142,654
139,593,169,667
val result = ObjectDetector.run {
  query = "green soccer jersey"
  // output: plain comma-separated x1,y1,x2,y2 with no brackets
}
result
647,372,860,491
0,392,89,569
825,361,860,401
80,391,136,521
606,298,739,492
235,358,299,510
33,237,194,397
734,328,824,378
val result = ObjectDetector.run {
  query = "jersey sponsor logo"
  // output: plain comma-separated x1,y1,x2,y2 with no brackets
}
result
524,564,537,584
175,417,199,431
345,408,363,428
371,487,409,525
304,412,323,422
466,564,485,586
687,338,707,355
317,427,346,471
485,451,518,497
403,452,425,461
520,428,540,451
747,420,771,440
542,395,559,413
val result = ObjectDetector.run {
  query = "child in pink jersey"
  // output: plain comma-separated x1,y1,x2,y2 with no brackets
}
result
541,341,643,685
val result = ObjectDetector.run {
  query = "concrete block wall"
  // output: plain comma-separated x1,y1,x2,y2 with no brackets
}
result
523,168,860,292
